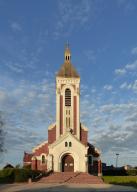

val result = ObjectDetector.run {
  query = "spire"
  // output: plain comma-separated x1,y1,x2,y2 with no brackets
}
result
56,44,79,78
64,42,71,62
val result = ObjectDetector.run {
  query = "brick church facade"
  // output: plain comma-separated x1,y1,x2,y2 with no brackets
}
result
23,46,102,176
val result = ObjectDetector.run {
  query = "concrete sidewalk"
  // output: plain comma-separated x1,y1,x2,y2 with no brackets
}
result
0,183,137,192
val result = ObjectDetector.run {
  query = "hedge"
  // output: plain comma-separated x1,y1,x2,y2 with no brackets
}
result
103,169,137,176
0,168,42,183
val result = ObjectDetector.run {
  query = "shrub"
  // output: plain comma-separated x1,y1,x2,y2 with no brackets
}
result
14,168,30,182
126,169,137,176
0,168,43,183
103,169,127,176
0,168,14,183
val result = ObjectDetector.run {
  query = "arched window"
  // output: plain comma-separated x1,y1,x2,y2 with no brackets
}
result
42,155,46,164
69,142,72,147
65,142,68,147
65,88,71,106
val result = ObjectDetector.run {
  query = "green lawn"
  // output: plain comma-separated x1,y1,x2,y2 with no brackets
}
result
102,176,137,188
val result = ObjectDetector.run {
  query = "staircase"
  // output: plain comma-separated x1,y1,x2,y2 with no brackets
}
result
39,172,104,184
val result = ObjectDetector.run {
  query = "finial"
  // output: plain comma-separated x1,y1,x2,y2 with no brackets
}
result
65,41,69,49
64,42,71,62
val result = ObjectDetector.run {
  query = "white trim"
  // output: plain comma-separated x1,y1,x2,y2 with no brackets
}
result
95,147,101,155
62,84,74,134
58,150,79,172
81,123,88,131
48,123,56,130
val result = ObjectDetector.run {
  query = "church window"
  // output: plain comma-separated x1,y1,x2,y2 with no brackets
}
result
42,155,46,164
65,142,68,147
69,117,70,127
69,142,72,147
65,88,71,106
66,117,68,128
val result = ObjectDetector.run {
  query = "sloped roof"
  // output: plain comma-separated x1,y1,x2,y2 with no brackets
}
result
23,152,33,162
57,62,80,78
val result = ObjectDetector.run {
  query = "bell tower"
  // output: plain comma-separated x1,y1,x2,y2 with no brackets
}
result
56,45,80,140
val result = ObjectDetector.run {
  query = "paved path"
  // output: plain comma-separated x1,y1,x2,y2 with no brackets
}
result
0,183,137,192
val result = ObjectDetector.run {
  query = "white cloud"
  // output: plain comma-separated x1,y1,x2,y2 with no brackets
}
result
104,85,113,91
53,0,93,38
80,86,137,166
115,59,137,77
0,90,7,102
10,22,22,32
120,80,137,93
131,47,137,55
115,68,126,76
117,0,135,12
4,61,24,73
84,50,96,62
125,59,137,70
0,75,56,166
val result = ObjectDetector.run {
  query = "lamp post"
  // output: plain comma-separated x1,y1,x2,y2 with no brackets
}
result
116,153,119,168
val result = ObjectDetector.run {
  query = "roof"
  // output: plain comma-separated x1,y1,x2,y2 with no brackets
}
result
49,131,88,149
57,45,80,78
3,164,14,169
57,62,80,78
88,143,101,157
23,152,33,162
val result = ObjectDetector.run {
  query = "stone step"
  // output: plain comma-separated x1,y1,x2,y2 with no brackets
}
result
38,172,103,184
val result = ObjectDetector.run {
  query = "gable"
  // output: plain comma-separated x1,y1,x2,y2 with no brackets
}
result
49,132,87,150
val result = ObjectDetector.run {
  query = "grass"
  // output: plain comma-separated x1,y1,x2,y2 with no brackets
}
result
102,176,137,188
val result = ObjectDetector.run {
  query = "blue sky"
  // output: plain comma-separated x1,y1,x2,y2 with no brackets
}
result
0,0,137,168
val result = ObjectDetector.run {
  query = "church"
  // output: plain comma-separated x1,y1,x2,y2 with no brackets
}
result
23,45,102,176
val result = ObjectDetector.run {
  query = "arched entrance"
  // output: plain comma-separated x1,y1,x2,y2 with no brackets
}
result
62,154,74,172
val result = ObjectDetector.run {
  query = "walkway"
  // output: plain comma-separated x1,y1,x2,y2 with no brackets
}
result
0,183,137,192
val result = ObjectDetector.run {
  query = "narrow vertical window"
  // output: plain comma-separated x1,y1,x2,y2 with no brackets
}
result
66,117,68,128
69,142,72,147
65,142,68,147
42,155,46,164
65,88,71,106
69,117,70,127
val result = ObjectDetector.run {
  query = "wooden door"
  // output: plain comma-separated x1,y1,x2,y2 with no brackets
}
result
62,154,74,172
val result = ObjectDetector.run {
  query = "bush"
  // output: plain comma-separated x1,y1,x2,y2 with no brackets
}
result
126,169,137,176
0,168,43,183
103,168,137,176
0,168,14,183
103,168,127,176
14,168,30,182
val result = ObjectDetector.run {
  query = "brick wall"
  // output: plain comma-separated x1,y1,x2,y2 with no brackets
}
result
80,128,87,145
34,143,49,156
48,126,56,144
